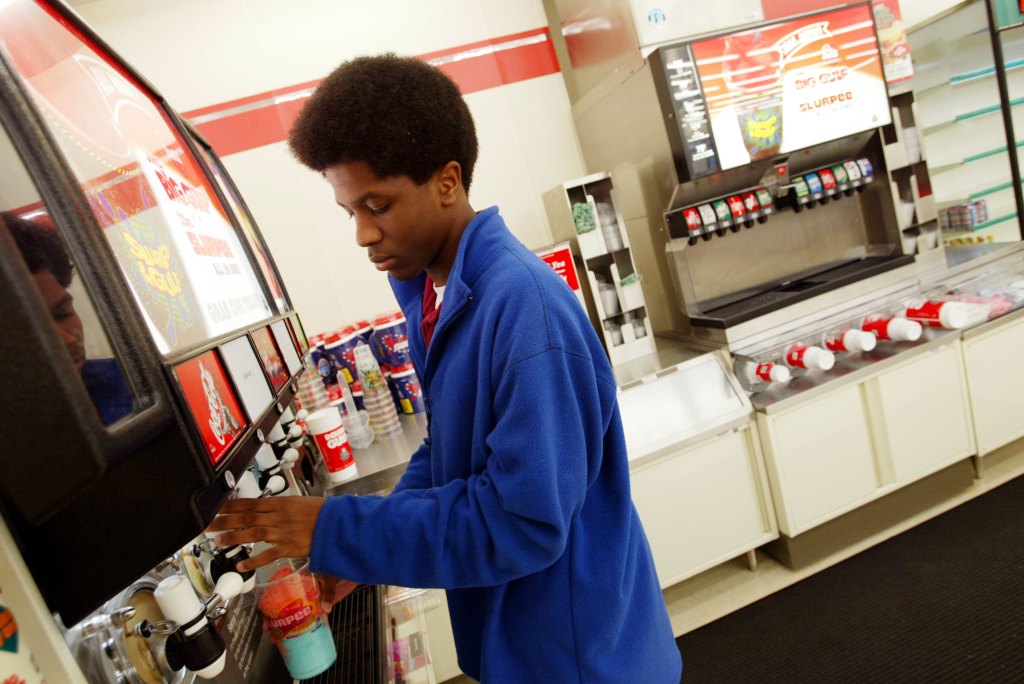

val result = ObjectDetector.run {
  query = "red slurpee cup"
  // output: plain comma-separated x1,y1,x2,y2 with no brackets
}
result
254,558,336,679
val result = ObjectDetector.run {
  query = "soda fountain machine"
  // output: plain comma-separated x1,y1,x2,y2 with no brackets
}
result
551,1,926,395
0,2,389,681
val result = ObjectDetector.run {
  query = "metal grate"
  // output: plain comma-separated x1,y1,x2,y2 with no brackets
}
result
302,584,387,684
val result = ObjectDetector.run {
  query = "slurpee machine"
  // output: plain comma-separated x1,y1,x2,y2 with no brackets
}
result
0,1,339,681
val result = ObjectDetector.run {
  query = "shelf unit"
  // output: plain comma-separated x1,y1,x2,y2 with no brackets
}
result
543,172,656,366
910,0,1024,246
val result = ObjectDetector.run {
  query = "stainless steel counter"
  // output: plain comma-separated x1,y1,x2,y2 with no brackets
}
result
324,413,428,496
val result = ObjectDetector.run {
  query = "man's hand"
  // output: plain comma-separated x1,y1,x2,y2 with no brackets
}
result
316,574,358,614
206,495,325,572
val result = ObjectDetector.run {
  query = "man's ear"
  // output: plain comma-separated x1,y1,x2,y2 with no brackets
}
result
436,161,464,207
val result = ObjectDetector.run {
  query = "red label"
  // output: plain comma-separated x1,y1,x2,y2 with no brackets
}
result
252,326,290,391
538,247,581,292
819,169,837,189
785,344,808,368
861,316,890,339
755,363,773,382
742,192,760,213
823,331,846,352
904,301,944,326
728,196,746,218
684,208,703,232
314,425,353,473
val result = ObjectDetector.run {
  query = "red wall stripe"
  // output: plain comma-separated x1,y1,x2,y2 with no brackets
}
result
183,28,560,158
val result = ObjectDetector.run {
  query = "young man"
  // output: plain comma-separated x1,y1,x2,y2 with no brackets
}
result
209,54,682,682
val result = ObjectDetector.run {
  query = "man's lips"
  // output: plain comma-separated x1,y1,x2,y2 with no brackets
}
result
371,256,396,272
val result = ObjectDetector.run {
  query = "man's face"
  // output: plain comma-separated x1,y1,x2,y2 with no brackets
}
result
324,160,451,281
32,269,85,370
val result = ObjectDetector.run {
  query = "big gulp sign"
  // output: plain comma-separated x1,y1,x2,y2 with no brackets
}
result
313,425,353,473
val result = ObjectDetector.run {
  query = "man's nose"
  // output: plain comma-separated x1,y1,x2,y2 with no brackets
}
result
354,215,381,248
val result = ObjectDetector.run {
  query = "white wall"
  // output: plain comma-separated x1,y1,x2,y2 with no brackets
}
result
899,0,967,30
73,0,586,335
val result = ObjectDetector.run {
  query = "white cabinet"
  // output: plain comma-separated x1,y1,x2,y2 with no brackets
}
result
758,339,974,536
629,425,777,587
868,342,974,481
962,314,1024,456
757,384,878,536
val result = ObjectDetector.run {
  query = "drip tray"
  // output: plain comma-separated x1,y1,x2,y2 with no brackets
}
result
690,255,914,329
302,584,388,684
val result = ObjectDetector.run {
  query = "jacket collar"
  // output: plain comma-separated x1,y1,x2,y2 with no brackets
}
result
389,205,502,312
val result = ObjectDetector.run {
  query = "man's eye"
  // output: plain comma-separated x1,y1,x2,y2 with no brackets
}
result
369,204,390,216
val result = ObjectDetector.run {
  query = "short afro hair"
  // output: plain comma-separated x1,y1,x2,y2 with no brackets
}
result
3,212,73,287
288,53,479,190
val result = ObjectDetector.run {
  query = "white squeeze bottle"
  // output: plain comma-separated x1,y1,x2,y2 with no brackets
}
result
783,342,835,371
822,328,877,353
860,313,922,342
898,298,970,329
735,360,792,391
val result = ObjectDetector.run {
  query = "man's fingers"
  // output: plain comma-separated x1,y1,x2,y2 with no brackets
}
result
236,543,285,573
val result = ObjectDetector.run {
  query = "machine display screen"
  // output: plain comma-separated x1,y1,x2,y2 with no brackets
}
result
659,3,891,179
173,350,247,466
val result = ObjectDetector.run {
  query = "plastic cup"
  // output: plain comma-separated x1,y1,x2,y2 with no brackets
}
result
254,558,336,680
306,407,358,484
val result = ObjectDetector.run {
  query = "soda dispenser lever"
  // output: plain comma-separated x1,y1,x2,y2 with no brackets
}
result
204,572,244,620
260,475,288,497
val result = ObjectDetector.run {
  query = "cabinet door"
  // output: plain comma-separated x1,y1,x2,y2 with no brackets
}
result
869,341,974,482
758,384,878,536
963,316,1024,455
630,427,776,587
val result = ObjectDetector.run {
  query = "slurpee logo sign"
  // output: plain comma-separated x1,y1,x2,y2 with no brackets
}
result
265,598,316,642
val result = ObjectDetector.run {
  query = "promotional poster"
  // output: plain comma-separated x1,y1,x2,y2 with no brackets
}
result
174,350,247,465
687,4,892,174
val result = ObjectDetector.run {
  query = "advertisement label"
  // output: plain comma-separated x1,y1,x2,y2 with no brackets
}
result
174,350,247,465
689,5,891,175
872,0,914,84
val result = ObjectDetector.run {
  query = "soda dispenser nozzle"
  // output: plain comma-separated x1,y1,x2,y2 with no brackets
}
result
155,575,229,679
72,606,137,640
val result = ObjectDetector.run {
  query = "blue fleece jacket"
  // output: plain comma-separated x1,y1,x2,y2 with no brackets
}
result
311,206,681,682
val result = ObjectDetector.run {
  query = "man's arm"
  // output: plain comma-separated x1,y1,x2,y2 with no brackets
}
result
390,437,431,494
306,347,611,589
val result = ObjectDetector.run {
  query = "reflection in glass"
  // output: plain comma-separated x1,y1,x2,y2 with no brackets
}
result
1,210,134,426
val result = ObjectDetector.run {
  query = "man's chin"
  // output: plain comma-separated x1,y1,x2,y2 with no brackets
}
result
388,268,424,281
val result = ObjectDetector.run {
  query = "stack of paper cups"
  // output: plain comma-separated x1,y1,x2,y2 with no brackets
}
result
354,344,403,438
306,407,358,484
